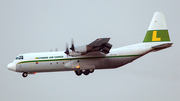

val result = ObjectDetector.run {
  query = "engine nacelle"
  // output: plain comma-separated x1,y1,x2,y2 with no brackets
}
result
68,45,92,56
74,45,92,53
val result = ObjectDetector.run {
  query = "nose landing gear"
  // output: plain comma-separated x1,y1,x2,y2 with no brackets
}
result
22,72,28,78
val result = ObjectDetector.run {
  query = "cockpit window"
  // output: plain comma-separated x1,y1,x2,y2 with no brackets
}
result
15,55,23,60
19,56,23,59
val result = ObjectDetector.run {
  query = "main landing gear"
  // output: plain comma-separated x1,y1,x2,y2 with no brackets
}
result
74,69,94,76
22,72,28,78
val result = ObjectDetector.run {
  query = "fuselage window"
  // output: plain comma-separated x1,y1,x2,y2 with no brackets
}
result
19,56,23,59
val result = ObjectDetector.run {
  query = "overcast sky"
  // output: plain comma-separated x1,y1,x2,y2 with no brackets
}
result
0,0,179,101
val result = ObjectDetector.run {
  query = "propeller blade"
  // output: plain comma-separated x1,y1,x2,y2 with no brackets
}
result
64,43,69,55
70,39,75,51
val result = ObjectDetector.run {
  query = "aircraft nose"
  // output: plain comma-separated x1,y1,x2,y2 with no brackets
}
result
7,63,16,71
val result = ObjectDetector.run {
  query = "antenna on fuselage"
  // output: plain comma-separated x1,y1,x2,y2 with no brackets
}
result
55,48,58,51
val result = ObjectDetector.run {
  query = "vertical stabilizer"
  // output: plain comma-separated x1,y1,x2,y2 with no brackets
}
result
143,12,170,42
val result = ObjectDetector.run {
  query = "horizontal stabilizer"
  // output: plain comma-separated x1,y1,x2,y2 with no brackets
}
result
152,43,173,51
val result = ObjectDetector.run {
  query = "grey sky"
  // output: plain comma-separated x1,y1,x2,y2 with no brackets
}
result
1,0,179,101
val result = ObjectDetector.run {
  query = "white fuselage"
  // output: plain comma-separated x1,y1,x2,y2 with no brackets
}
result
7,42,171,74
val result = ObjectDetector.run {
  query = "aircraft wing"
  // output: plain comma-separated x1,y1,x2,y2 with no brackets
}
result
87,38,112,54
66,38,113,56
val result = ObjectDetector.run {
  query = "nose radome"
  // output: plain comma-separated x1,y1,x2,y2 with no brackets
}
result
7,63,16,71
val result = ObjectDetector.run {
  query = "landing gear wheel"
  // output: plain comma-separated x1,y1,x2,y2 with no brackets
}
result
22,72,28,78
89,69,94,73
83,69,90,75
75,70,82,76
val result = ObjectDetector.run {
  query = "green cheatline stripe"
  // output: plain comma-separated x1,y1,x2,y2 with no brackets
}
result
17,55,141,64
143,30,170,42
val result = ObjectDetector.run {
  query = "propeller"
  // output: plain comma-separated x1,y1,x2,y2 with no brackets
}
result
64,43,69,55
70,39,75,51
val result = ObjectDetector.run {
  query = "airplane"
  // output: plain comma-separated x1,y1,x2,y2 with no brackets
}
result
7,12,173,78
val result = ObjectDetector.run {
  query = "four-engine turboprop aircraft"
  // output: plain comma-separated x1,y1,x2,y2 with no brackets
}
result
7,12,172,77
